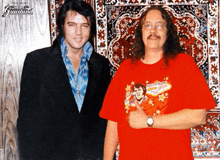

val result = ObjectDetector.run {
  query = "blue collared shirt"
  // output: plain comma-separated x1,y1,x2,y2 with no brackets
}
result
60,37,92,112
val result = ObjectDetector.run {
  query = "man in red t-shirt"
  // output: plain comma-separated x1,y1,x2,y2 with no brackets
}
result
100,5,216,160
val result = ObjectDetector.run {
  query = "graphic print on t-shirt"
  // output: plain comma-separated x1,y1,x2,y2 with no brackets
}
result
124,77,172,120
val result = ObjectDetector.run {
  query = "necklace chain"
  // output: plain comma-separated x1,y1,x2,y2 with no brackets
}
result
72,64,85,99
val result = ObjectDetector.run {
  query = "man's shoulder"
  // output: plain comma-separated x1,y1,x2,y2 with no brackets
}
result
169,53,198,75
175,53,193,61
120,59,132,66
90,52,110,63
117,59,133,70
27,46,52,57
170,53,195,66
24,46,55,66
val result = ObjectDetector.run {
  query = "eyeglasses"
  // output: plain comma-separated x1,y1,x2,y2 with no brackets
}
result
142,23,166,31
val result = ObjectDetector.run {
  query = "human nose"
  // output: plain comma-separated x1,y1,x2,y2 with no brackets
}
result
149,25,156,32
75,25,82,35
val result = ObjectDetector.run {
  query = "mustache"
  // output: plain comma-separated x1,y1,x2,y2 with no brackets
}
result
147,34,160,39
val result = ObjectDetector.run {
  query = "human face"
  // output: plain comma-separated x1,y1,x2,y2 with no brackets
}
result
63,10,91,53
142,9,167,52
134,87,144,101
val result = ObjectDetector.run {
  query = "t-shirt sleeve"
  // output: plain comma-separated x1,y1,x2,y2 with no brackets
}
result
99,60,129,122
179,54,216,111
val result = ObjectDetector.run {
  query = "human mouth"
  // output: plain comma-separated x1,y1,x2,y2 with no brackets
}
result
74,37,82,42
148,34,160,40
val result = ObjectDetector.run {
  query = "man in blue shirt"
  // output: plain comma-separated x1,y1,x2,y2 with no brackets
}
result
17,0,111,159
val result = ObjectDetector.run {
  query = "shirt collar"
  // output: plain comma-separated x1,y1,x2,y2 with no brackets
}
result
60,37,93,61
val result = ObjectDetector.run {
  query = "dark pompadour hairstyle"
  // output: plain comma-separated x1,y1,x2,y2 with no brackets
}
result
133,83,146,95
131,5,183,65
57,0,96,46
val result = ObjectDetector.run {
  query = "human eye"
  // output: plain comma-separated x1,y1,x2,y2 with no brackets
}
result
144,24,152,30
68,23,75,27
82,24,90,28
156,24,164,30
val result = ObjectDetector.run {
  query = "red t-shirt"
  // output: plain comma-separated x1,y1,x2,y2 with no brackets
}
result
100,53,216,160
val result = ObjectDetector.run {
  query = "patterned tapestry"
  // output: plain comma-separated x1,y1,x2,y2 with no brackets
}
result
50,0,220,158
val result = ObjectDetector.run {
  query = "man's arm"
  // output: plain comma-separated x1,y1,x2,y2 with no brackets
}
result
128,100,206,130
17,52,41,159
103,120,119,160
